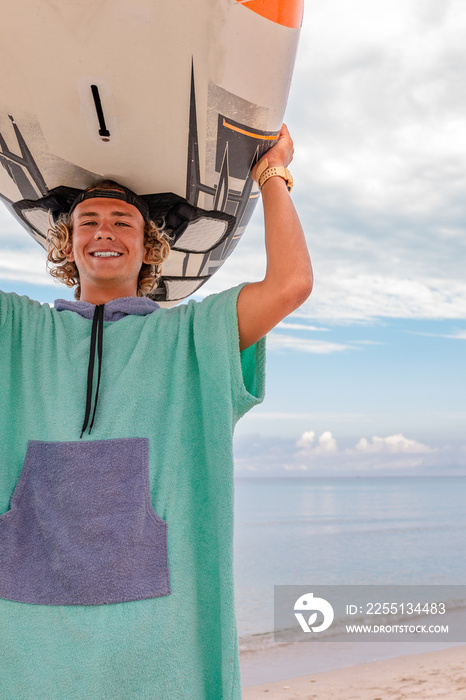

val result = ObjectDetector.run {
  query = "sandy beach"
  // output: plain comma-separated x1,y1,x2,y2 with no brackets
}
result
242,645,466,699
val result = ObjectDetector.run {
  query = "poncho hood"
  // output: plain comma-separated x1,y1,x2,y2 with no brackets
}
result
54,296,160,322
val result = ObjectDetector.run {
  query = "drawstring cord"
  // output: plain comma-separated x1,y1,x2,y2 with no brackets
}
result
80,304,104,438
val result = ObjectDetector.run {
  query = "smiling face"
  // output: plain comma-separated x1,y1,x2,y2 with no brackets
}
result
66,197,149,303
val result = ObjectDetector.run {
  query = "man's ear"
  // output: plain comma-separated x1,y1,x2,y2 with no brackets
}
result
65,244,75,262
142,246,152,265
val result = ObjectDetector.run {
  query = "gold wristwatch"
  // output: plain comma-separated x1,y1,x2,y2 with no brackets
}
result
255,159,293,192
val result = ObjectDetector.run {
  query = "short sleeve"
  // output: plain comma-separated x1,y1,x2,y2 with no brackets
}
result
190,284,265,423
0,290,50,329
0,290,12,327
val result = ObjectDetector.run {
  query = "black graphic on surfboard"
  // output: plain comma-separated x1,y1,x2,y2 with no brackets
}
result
177,67,279,300
0,116,47,202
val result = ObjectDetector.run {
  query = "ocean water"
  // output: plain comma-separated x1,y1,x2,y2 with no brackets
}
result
233,477,466,649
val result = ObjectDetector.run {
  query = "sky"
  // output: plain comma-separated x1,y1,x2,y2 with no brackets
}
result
1,0,465,476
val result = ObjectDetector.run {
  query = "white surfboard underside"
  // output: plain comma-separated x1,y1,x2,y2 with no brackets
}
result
0,0,301,302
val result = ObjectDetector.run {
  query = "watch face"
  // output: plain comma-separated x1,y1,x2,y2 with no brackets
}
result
286,170,294,191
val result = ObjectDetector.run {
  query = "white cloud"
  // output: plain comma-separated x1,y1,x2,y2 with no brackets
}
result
352,340,384,346
234,431,464,477
0,249,53,286
450,331,466,340
267,332,351,354
296,430,315,448
316,431,338,454
292,0,466,209
276,321,329,332
354,433,434,454
281,0,466,322
297,274,466,322
393,327,466,343
297,430,339,456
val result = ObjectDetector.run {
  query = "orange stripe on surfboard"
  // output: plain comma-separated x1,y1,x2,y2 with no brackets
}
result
222,118,279,141
235,0,303,29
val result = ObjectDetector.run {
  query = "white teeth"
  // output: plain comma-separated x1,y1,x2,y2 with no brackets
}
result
92,251,122,257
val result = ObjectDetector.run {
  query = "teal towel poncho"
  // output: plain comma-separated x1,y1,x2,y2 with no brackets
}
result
0,284,265,699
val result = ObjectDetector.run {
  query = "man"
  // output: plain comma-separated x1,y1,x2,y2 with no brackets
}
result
0,125,311,698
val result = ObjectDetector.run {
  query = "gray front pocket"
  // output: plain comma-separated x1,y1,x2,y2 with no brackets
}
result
0,439,170,605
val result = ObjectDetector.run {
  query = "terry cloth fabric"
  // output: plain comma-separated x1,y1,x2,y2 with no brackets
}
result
54,295,160,321
0,438,170,604
0,285,265,700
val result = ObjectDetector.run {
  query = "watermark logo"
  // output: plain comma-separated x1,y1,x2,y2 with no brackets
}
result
294,592,334,633
275,586,462,643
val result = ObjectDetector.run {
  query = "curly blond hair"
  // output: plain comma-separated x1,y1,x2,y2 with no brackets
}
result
46,182,170,299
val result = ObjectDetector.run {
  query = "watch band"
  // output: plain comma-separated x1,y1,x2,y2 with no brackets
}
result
255,158,269,183
257,164,293,192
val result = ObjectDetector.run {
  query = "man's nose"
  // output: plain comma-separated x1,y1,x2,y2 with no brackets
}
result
94,220,115,239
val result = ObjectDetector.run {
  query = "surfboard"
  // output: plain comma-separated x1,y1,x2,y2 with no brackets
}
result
0,0,303,303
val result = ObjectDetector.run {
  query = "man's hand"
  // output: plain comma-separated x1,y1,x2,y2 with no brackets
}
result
251,124,294,182
237,124,313,351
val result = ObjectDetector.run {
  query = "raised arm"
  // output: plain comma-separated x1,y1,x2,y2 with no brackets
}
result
237,124,313,350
